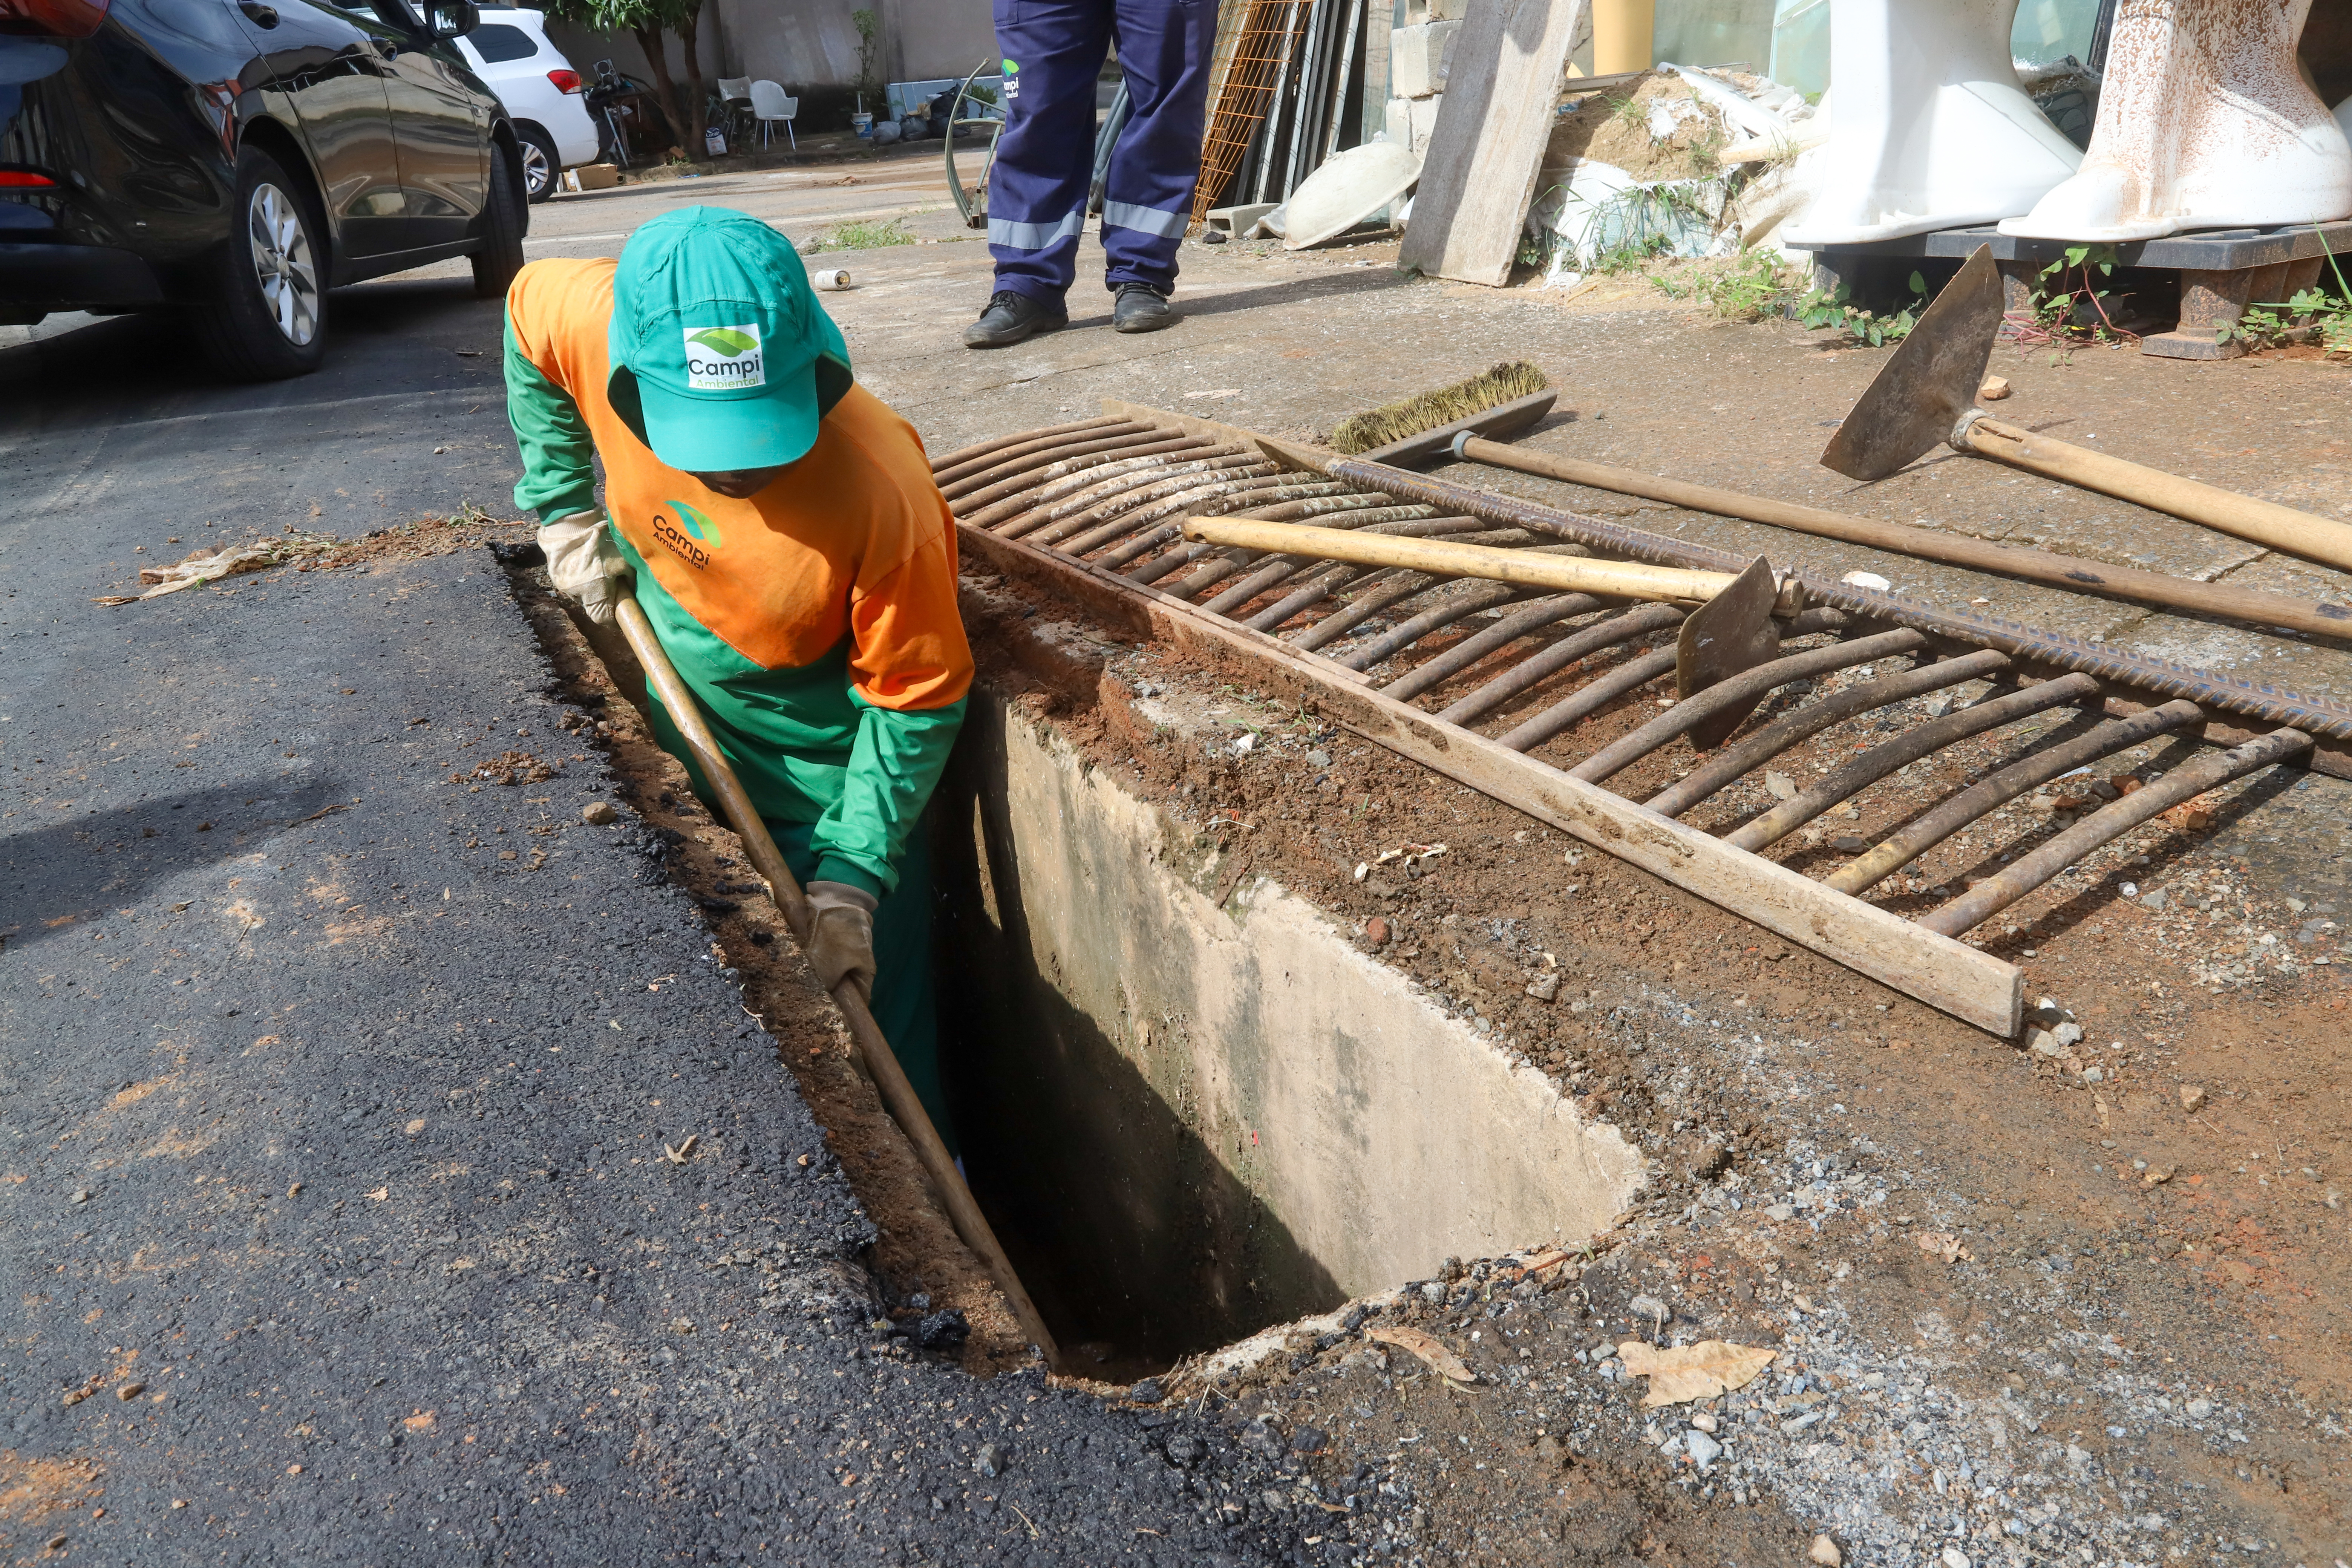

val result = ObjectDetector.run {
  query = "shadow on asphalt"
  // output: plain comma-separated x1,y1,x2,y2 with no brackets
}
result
0,776,348,949
1060,264,1415,333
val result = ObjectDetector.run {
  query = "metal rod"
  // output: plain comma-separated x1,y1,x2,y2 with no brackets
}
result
1919,727,2311,937
1645,649,2012,819
1340,583,1533,670
949,433,1199,512
1247,562,1376,630
929,415,1126,484
614,599,1061,1368
1378,595,1610,702
1496,646,1682,752
939,423,1158,501
1728,675,2106,853
1004,452,1262,538
1825,697,2200,896
1289,571,1438,649
1434,603,1685,726
1036,467,1288,554
1571,630,1928,786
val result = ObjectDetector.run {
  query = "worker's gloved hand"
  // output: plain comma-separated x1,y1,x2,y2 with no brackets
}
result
804,881,878,1001
537,508,632,625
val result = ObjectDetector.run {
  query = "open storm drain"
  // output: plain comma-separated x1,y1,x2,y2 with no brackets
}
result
930,693,1648,1381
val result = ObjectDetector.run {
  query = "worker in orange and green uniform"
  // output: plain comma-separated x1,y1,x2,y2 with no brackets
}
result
502,206,972,1144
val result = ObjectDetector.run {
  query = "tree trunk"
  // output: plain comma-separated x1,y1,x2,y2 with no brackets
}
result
629,21,681,156
675,0,709,157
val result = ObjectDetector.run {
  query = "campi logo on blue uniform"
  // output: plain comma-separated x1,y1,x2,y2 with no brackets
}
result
683,323,765,391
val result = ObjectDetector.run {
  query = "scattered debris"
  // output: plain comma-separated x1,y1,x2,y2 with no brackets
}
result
1914,1231,1971,1265
661,1133,699,1164
94,533,336,603
1614,1339,1774,1407
1366,1324,1480,1385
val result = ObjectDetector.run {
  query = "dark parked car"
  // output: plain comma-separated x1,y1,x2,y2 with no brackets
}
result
0,0,527,379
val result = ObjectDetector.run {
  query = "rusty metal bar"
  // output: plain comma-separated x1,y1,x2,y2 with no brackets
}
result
1047,469,1291,555
1434,604,1686,726
1289,572,1441,651
940,424,1161,501
1571,630,1928,786
1378,595,1610,702
1496,646,1683,752
1825,698,2202,896
949,433,1197,512
929,415,1127,485
1918,728,2311,937
988,449,1254,536
1645,649,2012,819
1727,675,2106,853
1197,509,1444,614
1339,583,1535,671
1246,562,1380,631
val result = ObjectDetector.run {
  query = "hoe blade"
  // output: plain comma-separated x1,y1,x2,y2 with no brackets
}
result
1676,554,1783,750
1819,244,2005,482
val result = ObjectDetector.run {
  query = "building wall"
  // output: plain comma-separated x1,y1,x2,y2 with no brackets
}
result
540,0,991,100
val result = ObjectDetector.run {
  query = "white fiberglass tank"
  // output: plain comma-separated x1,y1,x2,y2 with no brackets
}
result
2002,0,2352,241
1783,0,2083,246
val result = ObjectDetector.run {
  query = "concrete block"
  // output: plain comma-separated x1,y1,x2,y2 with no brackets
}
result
1389,20,1461,99
1385,95,1447,154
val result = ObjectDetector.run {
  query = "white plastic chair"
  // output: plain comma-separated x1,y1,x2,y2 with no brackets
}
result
750,80,798,150
1781,0,2081,246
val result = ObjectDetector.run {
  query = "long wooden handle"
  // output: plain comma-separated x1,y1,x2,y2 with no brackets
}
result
1960,415,2352,577
1457,436,2352,642
1181,515,1802,612
614,598,1062,1370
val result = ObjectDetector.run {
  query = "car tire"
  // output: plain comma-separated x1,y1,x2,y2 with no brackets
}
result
471,143,528,300
518,123,560,205
191,147,328,383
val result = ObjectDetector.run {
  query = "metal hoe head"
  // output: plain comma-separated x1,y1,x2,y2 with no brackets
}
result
1819,245,2005,482
1676,554,1784,750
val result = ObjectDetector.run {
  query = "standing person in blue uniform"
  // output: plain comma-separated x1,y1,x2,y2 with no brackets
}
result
963,0,1216,348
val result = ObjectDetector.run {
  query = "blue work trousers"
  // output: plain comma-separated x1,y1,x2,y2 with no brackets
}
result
988,0,1216,302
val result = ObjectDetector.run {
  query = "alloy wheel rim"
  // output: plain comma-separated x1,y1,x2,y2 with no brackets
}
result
246,181,318,347
521,140,550,196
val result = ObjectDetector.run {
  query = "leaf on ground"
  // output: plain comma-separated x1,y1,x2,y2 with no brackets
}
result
1367,1325,1479,1385
1615,1339,1775,1408
1916,1231,1971,1264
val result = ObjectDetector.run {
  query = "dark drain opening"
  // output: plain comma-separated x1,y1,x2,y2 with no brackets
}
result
931,761,1346,1383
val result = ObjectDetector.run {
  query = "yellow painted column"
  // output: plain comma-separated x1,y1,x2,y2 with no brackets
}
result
1592,0,1653,73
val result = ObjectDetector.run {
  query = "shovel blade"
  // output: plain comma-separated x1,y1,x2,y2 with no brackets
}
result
1819,244,2005,482
1677,555,1783,750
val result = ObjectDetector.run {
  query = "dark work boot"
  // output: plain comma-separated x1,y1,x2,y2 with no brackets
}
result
1112,282,1178,333
963,289,1067,349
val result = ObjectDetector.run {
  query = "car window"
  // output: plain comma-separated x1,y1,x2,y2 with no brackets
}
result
466,21,539,61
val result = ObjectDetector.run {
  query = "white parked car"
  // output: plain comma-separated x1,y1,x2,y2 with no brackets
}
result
452,5,601,203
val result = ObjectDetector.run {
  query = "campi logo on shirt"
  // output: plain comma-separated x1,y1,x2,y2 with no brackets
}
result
653,499,723,568
683,323,765,391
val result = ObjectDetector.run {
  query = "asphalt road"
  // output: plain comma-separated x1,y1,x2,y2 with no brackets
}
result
0,257,1288,1562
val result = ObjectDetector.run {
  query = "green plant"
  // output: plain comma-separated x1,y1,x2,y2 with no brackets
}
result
1648,250,1798,321
852,8,881,104
2217,237,2352,354
809,216,916,251
1794,270,1930,347
2016,243,2133,351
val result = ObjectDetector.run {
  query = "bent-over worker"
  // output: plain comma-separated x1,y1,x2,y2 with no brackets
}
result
503,206,971,1142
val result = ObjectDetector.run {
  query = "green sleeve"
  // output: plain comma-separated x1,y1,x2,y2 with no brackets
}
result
504,314,599,522
808,695,967,897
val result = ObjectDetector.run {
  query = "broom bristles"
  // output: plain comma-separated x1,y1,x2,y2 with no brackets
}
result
1328,361,1552,455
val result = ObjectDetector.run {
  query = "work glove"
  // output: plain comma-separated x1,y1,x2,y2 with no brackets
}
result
537,508,632,625
805,881,878,1001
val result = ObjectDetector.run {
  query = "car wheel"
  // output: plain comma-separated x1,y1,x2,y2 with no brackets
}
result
191,147,327,382
470,143,528,299
518,124,560,205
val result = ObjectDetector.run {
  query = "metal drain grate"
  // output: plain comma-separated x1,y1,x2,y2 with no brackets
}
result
933,403,2340,1035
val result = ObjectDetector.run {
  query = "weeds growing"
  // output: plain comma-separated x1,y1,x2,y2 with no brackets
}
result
809,216,917,251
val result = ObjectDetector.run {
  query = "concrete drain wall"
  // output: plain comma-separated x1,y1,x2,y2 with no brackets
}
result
933,692,1646,1377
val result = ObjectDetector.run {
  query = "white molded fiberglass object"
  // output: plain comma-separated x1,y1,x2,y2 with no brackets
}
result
1782,0,2083,246
2001,0,2352,241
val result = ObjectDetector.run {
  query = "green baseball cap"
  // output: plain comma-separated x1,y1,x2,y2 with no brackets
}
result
606,207,853,472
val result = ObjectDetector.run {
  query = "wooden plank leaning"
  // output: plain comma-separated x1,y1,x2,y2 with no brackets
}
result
1395,0,1590,286
955,526,2025,1039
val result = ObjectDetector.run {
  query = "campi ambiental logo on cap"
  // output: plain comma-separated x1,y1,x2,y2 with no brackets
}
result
683,323,765,391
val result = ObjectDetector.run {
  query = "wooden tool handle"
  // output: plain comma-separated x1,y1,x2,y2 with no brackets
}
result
1181,515,1801,612
1960,415,2352,576
614,598,1062,1370
1458,436,2352,642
